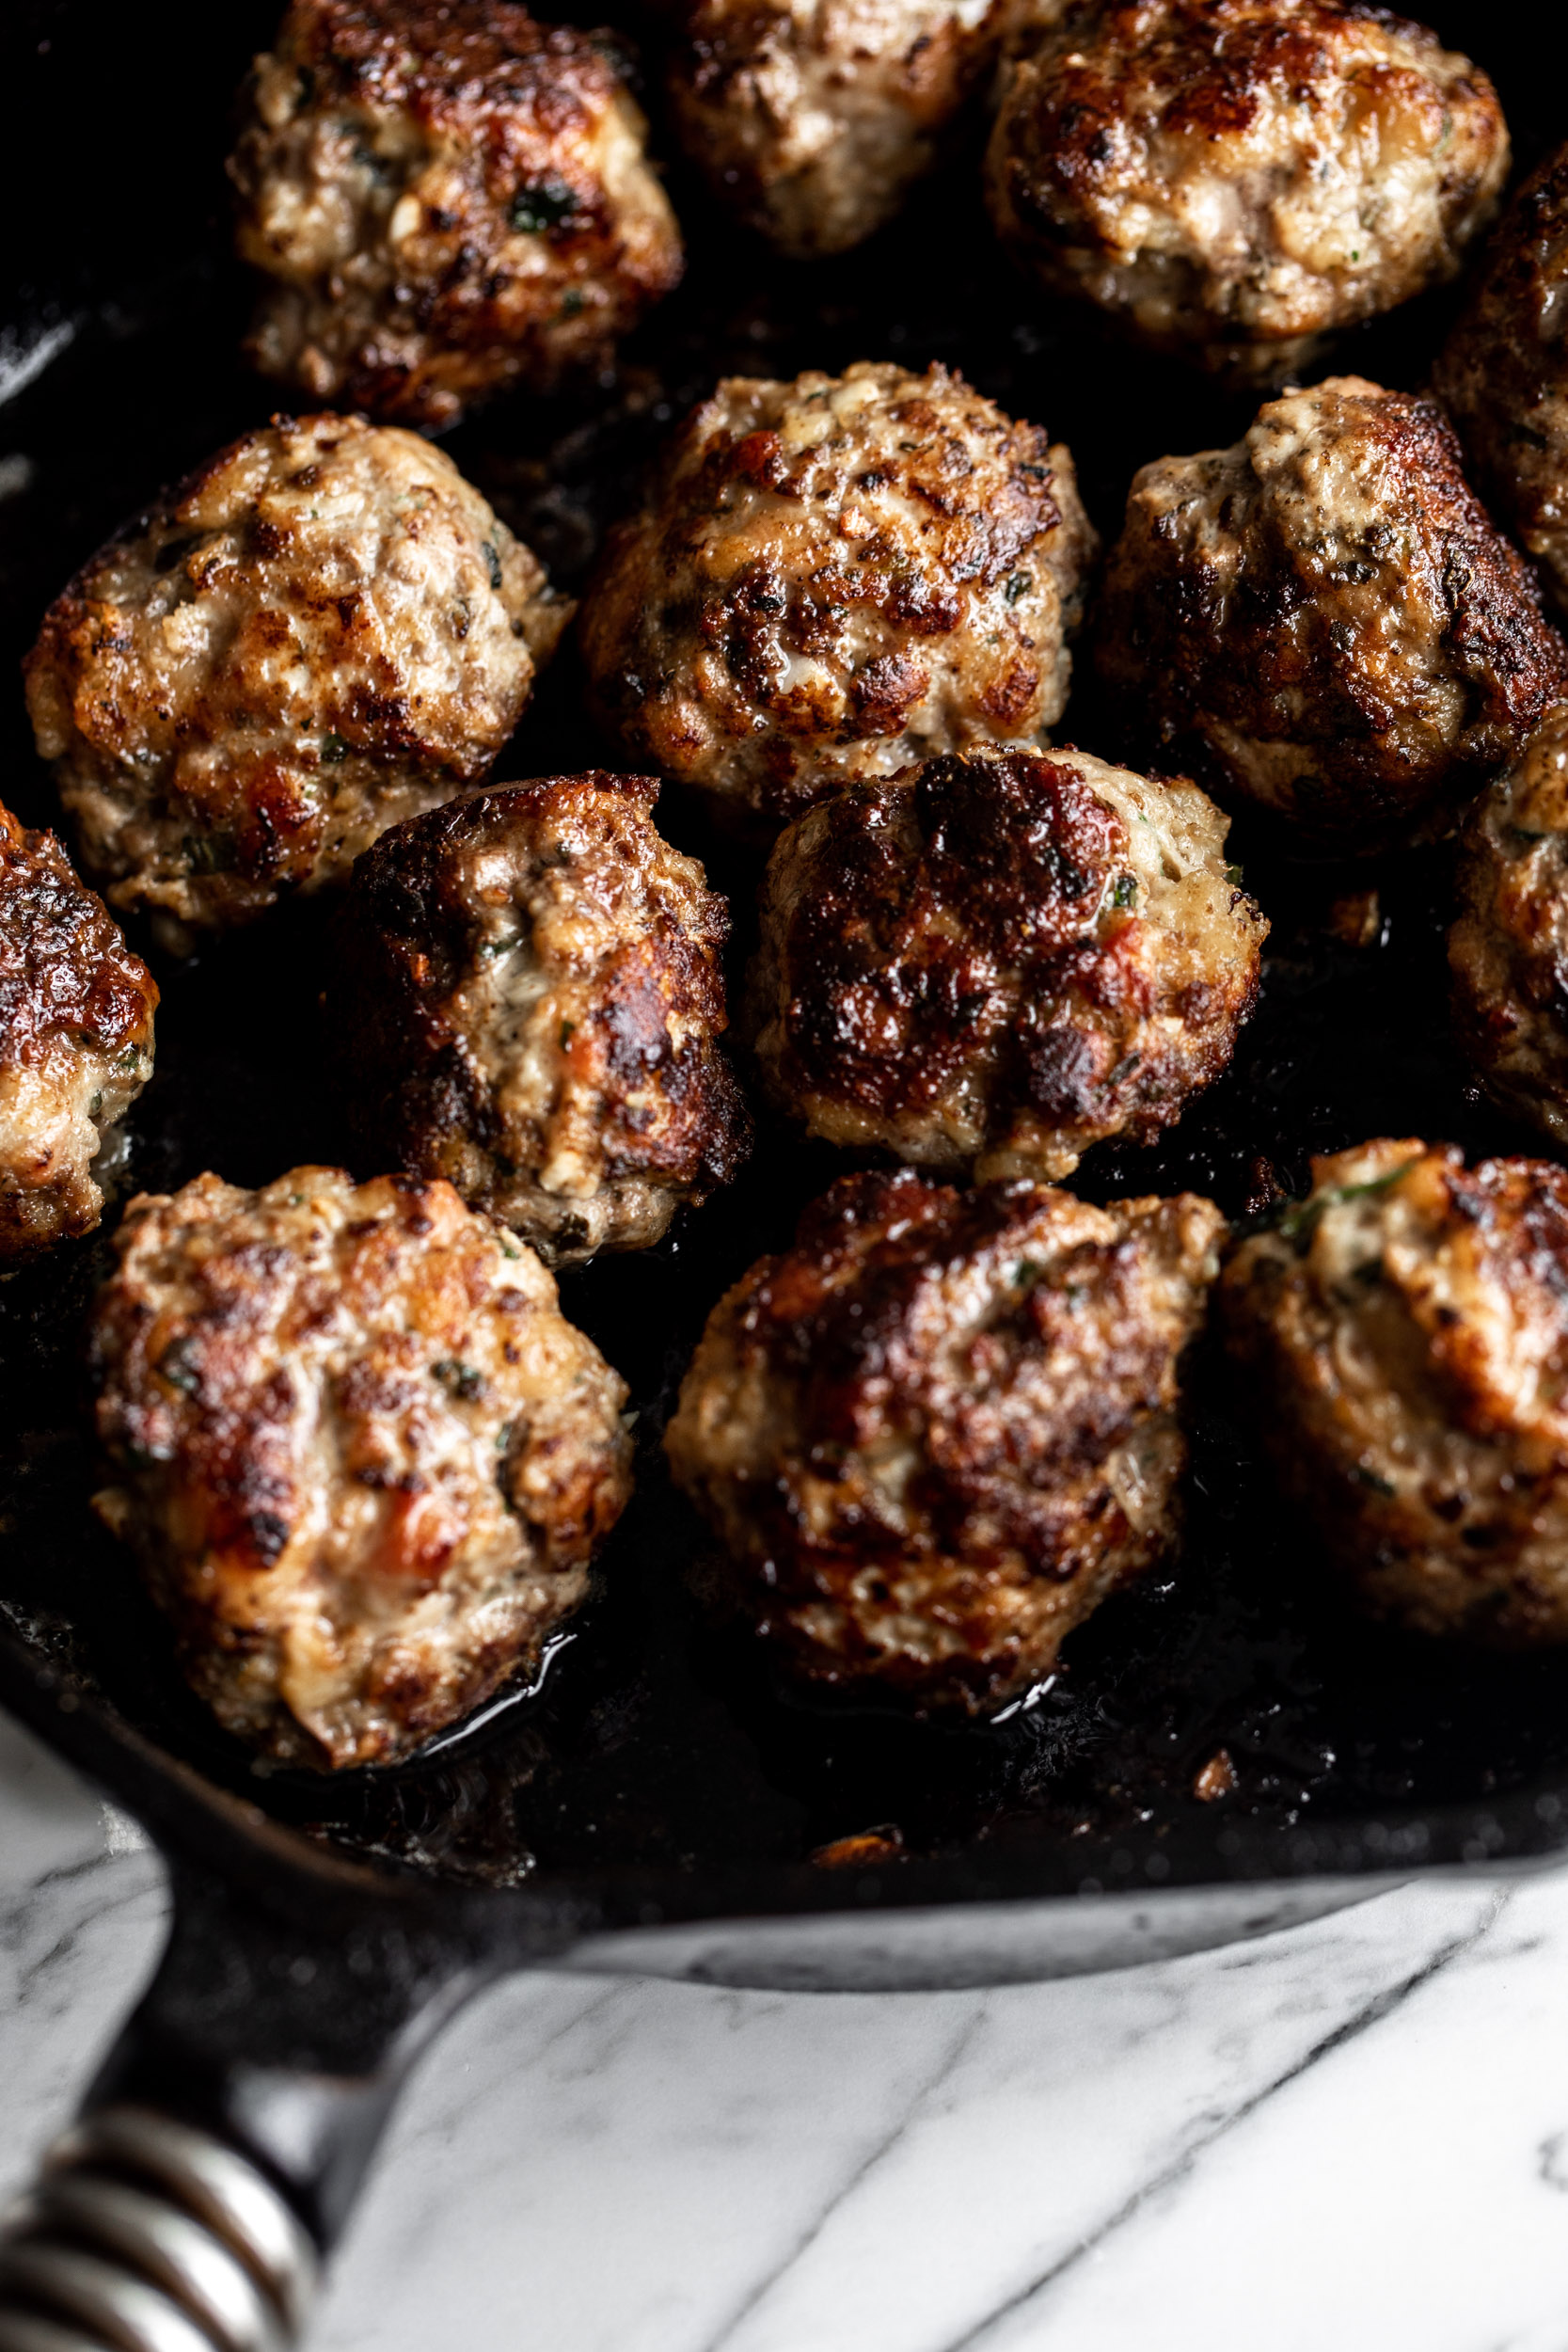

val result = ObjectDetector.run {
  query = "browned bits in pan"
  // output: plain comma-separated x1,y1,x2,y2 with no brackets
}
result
0,801,156,1264
747,744,1267,1182
328,773,751,1265
578,360,1096,838
1221,1139,1568,1646
666,1167,1225,1711
23,413,570,953
87,1167,633,1769
1095,375,1568,851
230,0,684,429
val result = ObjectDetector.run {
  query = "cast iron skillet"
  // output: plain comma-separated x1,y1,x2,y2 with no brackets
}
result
1,1,1563,2344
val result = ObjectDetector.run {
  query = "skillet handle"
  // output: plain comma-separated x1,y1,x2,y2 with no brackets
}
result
0,1857,484,2352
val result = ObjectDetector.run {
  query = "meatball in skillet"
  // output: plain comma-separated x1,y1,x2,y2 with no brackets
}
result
88,1167,632,1768
1222,1139,1568,1645
748,746,1266,1181
579,361,1096,836
1434,141,1568,623
1096,376,1568,852
24,413,569,953
0,802,156,1264
1449,702,1568,1146
230,0,684,429
330,774,751,1263
667,0,1009,258
986,0,1507,382
665,1168,1225,1709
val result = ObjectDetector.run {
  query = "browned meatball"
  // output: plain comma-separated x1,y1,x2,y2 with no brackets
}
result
747,746,1267,1180
329,774,752,1263
986,0,1507,382
230,0,684,430
0,801,157,1264
88,1167,633,1767
1434,141,1568,624
665,1168,1225,1708
668,0,1008,258
1095,376,1568,851
1449,701,1568,1145
24,414,569,953
1221,1138,1568,1645
579,360,1096,835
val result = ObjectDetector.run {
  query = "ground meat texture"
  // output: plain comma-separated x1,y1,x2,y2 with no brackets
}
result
667,0,1007,259
87,1167,633,1768
578,360,1096,835
747,746,1266,1181
985,0,1507,383
230,0,684,430
1433,142,1568,624
0,802,157,1264
329,774,752,1263
1095,375,1568,852
664,1167,1225,1708
1449,702,1568,1147
24,414,569,953
1220,1138,1568,1646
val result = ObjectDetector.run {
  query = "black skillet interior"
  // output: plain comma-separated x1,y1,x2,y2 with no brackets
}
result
2,0,1567,1933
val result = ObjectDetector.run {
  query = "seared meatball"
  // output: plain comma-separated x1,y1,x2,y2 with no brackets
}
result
1221,1138,1568,1645
0,802,156,1264
24,414,568,952
665,1167,1224,1708
1096,376,1568,851
748,746,1266,1180
1434,141,1568,623
1449,701,1568,1145
579,360,1096,834
667,0,1007,258
986,0,1507,381
330,774,751,1263
230,0,684,429
88,1167,632,1767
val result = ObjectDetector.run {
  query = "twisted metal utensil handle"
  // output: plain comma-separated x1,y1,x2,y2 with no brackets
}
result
0,2106,319,2352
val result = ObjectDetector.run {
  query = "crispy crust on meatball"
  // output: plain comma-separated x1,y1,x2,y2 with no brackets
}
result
0,802,157,1263
1434,141,1568,622
1221,1138,1568,1645
87,1167,633,1767
986,0,1507,381
747,746,1267,1180
1095,375,1568,850
1449,702,1568,1145
578,360,1096,834
330,773,752,1263
668,0,1007,258
665,1168,1225,1708
24,414,569,950
230,0,684,429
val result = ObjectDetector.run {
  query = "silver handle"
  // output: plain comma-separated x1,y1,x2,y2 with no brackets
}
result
0,2109,318,2352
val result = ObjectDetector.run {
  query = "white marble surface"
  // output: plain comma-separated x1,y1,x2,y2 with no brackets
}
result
8,1707,1568,2352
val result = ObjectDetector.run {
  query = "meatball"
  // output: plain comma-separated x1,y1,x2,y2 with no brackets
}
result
1434,141,1568,623
748,746,1266,1180
578,360,1096,835
667,0,1008,259
329,773,752,1263
1220,1138,1568,1645
24,413,569,951
664,1167,1225,1708
986,0,1507,382
1449,701,1568,1145
1095,375,1568,851
230,0,684,429
88,1167,633,1767
0,801,157,1264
